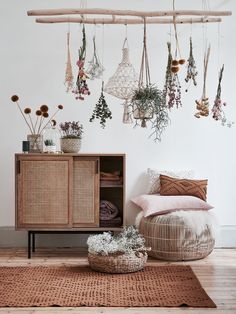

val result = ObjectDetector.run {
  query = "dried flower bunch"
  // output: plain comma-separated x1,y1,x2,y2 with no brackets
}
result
87,226,150,256
185,37,198,91
163,42,182,109
86,36,104,80
73,25,90,100
11,95,63,135
212,65,234,127
90,82,112,128
59,121,83,139
64,32,74,92
195,46,210,118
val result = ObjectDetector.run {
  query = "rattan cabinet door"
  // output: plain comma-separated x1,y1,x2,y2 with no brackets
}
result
16,156,72,229
73,157,99,227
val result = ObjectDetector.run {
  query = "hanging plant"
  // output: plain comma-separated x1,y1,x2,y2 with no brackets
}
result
212,65,234,127
195,46,210,118
64,32,74,92
163,42,182,109
90,82,112,128
185,37,198,91
73,25,90,100
131,19,169,140
86,36,104,80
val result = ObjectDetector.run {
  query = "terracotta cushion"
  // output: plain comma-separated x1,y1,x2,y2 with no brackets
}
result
160,175,208,201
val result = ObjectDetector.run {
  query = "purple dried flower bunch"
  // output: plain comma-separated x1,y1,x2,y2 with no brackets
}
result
72,25,90,101
163,42,182,109
59,121,83,139
11,95,63,134
212,65,234,127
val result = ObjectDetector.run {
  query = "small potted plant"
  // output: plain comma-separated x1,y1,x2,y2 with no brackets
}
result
44,139,56,153
87,226,150,273
59,121,83,153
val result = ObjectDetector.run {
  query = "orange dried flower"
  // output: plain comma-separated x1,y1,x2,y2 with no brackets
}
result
40,105,49,113
171,66,180,73
36,110,42,116
42,112,49,118
11,95,19,102
58,104,63,110
172,60,179,66
24,108,31,114
179,59,186,65
51,119,57,126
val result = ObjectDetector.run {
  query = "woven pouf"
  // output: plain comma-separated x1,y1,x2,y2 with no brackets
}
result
88,252,148,273
139,214,215,261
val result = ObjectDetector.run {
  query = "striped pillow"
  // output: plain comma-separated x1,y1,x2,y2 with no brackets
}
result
160,175,208,201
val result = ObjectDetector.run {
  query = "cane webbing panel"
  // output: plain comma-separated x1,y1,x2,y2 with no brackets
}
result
73,160,97,224
139,214,215,261
21,161,69,224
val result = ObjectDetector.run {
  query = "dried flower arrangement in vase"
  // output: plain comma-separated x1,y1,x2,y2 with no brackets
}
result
87,226,150,273
11,95,63,153
59,121,83,153
90,81,112,128
212,65,234,127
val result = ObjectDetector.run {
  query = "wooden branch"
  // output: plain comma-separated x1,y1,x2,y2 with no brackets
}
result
36,17,222,25
27,8,232,17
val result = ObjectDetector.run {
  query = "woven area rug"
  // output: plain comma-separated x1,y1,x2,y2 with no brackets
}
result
0,265,216,307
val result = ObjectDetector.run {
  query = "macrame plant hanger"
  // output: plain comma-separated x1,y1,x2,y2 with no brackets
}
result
64,22,74,92
133,17,154,128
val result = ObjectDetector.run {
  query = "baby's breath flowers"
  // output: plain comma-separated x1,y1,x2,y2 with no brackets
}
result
11,95,64,135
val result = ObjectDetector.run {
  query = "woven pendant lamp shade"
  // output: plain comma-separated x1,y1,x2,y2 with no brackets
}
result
104,39,138,123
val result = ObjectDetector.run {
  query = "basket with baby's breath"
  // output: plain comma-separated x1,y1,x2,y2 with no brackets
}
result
87,226,150,273
59,121,83,153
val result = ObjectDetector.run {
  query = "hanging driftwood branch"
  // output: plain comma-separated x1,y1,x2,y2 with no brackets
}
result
35,17,223,25
27,8,232,17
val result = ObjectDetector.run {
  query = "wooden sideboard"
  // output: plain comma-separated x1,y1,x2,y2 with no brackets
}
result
15,153,125,231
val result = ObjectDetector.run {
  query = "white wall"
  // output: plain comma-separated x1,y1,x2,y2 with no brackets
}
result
0,0,235,245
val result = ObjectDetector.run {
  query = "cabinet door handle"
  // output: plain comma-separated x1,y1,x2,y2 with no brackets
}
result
95,159,99,174
17,160,21,174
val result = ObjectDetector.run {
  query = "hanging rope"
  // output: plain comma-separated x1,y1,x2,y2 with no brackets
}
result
139,18,151,87
172,0,181,59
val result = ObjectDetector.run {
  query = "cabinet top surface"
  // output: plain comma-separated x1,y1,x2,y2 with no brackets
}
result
15,153,125,157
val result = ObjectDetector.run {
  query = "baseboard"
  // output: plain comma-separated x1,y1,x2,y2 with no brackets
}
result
0,225,235,248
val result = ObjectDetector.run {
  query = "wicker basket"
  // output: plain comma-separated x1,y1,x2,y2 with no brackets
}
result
88,252,148,273
60,138,81,153
139,214,215,261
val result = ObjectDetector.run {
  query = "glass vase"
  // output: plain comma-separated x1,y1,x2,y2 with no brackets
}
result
27,134,43,153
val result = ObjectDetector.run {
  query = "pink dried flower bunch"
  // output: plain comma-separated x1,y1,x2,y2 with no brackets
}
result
212,65,234,127
72,25,90,101
11,95,63,134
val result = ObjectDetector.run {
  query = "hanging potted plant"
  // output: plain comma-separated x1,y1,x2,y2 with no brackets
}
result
131,19,169,139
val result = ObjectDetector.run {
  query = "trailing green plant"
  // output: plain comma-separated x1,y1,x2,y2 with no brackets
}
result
87,226,150,256
90,82,112,128
59,121,83,139
44,139,55,146
131,84,170,141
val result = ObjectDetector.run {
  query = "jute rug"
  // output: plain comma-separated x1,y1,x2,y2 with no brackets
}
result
0,265,216,307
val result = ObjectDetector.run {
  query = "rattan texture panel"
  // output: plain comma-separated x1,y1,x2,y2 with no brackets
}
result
22,161,69,224
73,160,95,223
139,214,215,261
